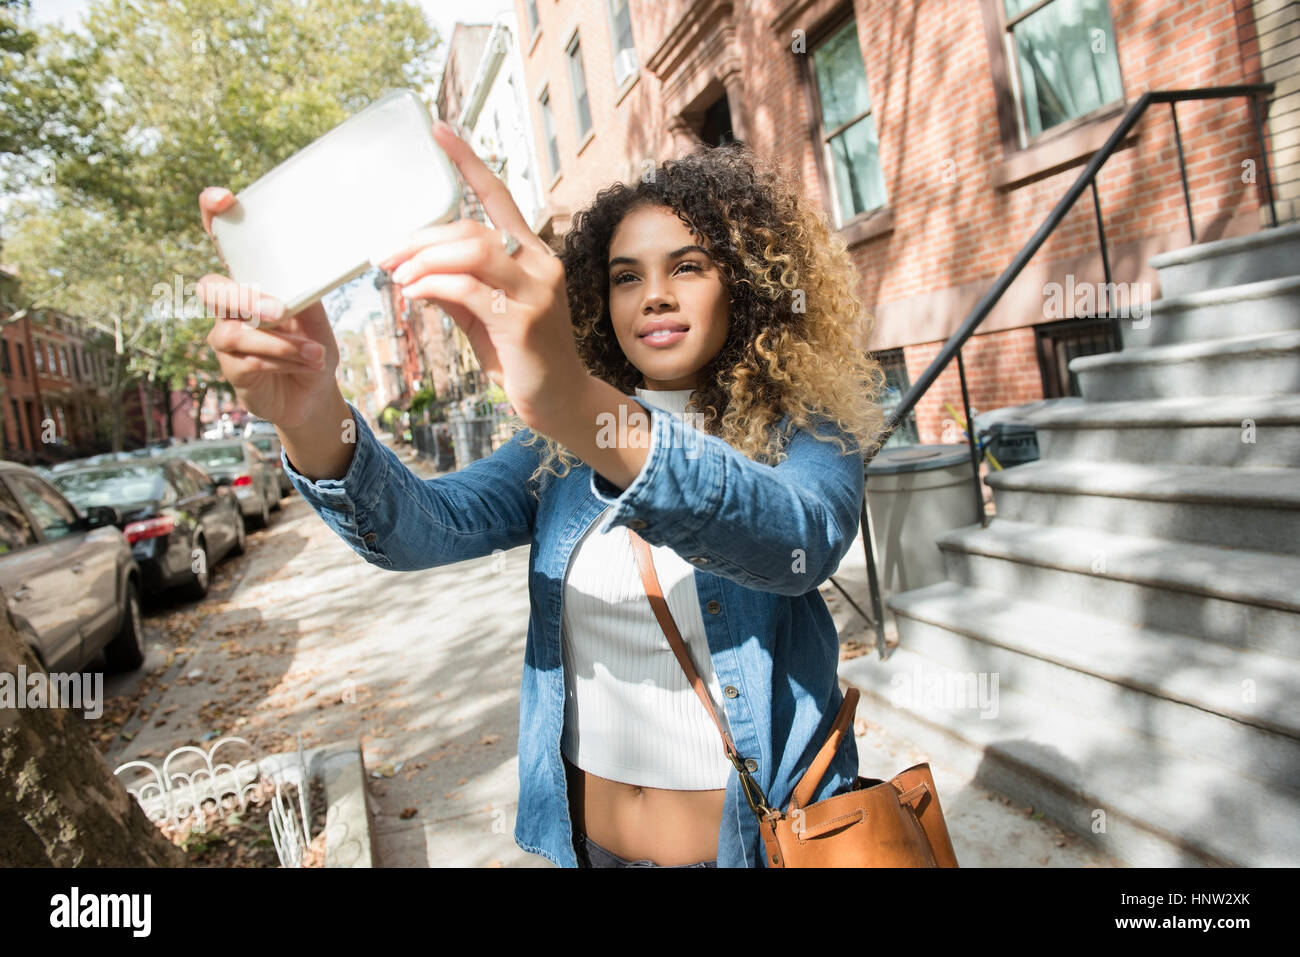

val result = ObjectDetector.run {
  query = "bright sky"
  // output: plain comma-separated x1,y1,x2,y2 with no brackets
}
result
24,0,519,333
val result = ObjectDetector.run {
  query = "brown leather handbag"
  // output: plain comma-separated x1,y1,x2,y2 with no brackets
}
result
629,530,959,868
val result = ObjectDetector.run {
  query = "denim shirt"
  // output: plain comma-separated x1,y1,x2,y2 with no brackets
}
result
281,395,865,868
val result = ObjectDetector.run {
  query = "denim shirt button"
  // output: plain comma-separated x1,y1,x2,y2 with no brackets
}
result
627,519,647,530
690,555,709,565
744,758,758,773
706,600,721,614
363,532,377,544
724,685,739,698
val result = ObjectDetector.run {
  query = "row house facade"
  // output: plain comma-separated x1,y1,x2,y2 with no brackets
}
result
493,0,1293,444
0,298,121,463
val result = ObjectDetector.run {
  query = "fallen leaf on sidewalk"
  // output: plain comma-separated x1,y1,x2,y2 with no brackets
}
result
399,807,418,819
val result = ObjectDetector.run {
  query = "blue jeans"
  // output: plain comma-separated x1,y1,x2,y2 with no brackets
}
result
573,831,718,868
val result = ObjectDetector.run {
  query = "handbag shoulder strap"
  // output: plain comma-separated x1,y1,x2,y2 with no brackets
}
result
627,529,743,767
627,529,860,811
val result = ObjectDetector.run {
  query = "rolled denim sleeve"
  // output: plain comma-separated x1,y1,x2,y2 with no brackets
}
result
283,402,539,571
590,397,865,596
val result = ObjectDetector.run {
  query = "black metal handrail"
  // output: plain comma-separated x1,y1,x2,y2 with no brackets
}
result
854,84,1279,659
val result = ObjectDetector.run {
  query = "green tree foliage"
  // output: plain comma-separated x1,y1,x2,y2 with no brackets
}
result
2,0,440,447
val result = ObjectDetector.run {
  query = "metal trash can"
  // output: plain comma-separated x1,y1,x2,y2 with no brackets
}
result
972,398,1083,469
865,444,982,596
450,415,495,469
412,423,434,458
433,424,455,471
981,422,1039,467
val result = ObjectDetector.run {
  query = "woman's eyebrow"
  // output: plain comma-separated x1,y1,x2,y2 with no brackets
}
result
608,244,710,268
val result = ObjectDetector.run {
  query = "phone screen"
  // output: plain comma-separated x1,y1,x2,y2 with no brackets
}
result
210,89,461,314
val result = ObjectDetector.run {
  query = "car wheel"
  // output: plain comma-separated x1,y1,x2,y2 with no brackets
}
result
230,511,247,556
179,535,210,601
270,483,283,511
104,578,145,673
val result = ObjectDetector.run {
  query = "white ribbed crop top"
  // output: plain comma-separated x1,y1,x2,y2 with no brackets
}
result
559,386,733,790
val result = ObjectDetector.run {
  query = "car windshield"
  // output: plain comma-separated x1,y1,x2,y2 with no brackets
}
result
181,445,244,468
53,466,165,508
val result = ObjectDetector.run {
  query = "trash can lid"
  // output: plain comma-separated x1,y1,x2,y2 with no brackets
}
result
865,444,973,475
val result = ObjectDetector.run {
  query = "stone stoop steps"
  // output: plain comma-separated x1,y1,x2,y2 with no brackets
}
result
841,220,1300,867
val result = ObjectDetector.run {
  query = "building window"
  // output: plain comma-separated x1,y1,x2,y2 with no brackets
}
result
539,86,560,178
1035,316,1119,398
16,343,25,378
999,0,1123,146
525,0,538,37
11,400,24,450
566,35,592,140
59,346,69,378
0,341,9,376
33,340,44,373
607,0,637,87
809,18,888,226
874,348,920,449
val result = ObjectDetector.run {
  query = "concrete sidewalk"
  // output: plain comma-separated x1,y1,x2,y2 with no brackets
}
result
108,425,1117,866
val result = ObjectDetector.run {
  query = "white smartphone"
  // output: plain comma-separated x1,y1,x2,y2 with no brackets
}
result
209,89,461,315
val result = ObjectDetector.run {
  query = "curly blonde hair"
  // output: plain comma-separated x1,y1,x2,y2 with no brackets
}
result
509,140,887,498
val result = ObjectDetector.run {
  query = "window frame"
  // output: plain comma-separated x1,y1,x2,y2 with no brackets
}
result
538,84,561,181
796,7,894,245
978,0,1130,188
565,32,593,143
605,0,638,89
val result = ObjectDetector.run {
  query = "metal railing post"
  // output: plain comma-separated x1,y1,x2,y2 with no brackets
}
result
859,479,890,658
1091,178,1121,350
1250,94,1280,229
955,348,986,528
1170,102,1197,244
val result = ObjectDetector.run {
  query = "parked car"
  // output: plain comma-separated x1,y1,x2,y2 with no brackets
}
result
0,460,145,674
245,430,292,496
51,457,246,602
163,439,281,528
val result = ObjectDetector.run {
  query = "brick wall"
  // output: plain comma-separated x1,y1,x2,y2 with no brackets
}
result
514,0,1271,442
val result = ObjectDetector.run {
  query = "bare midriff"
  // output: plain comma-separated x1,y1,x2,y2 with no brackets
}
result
564,755,727,866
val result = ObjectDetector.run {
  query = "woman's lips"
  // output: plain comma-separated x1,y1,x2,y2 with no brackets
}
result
639,328,689,347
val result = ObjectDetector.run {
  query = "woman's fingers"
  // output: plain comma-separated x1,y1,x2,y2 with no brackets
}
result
389,235,535,303
196,273,286,326
199,187,236,239
371,220,479,271
431,122,551,259
221,352,325,380
208,319,326,368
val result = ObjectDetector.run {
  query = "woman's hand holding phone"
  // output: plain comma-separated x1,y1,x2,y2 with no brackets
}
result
198,187,356,479
374,120,590,436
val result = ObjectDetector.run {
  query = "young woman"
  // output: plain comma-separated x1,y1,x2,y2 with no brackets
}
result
198,119,886,868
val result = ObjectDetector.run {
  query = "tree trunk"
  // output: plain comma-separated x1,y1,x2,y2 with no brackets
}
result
109,352,125,452
192,383,207,439
0,612,188,866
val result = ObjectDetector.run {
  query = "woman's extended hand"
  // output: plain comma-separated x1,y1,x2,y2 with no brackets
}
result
196,187,342,431
373,120,589,433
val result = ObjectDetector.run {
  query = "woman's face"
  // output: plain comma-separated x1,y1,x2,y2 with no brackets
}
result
606,204,730,391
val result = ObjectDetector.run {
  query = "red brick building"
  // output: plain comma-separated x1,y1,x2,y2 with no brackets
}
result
511,0,1291,442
